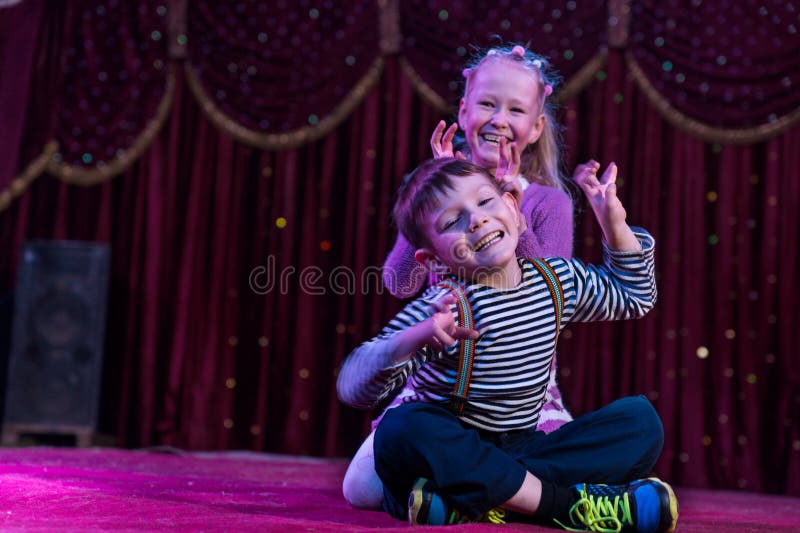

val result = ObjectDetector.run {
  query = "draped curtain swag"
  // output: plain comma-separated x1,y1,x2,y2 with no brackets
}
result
3,0,798,203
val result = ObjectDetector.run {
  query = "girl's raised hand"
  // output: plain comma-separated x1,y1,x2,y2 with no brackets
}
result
430,120,465,160
495,137,522,202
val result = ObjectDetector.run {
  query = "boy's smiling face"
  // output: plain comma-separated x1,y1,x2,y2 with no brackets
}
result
414,172,522,288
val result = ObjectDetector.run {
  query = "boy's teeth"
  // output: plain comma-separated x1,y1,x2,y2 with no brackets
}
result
473,231,502,251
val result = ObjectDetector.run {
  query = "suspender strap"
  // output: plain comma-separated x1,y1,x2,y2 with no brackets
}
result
436,279,474,415
435,261,562,416
526,258,564,340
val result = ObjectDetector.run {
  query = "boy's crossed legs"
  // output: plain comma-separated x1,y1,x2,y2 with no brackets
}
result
374,396,677,532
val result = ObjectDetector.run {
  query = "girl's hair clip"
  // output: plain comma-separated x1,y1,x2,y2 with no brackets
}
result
511,45,526,57
532,59,542,69
544,84,553,97
487,49,498,56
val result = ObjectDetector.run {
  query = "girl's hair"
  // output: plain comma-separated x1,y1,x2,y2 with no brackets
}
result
393,158,501,248
460,43,566,192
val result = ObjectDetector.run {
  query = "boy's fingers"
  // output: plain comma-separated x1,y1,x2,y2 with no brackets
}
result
428,301,445,315
600,162,617,185
441,293,456,305
452,326,479,340
434,326,456,347
429,293,455,314
582,173,601,188
574,169,590,183
605,182,618,199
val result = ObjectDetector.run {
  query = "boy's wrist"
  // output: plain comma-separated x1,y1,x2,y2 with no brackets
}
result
390,320,433,365
601,221,641,252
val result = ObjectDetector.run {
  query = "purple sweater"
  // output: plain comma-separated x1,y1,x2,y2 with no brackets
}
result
380,182,575,433
382,182,574,297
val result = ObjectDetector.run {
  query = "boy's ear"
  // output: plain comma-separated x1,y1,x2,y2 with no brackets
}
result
501,191,523,231
527,113,546,145
415,248,442,272
458,98,467,130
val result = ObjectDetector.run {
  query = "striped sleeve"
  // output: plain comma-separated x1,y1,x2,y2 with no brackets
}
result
336,286,451,410
559,227,657,324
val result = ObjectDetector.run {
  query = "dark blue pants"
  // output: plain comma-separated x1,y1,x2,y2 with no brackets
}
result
374,396,664,520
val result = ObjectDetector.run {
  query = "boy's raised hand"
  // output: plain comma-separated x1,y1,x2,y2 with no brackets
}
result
419,293,478,351
574,160,625,225
574,160,640,251
430,121,466,160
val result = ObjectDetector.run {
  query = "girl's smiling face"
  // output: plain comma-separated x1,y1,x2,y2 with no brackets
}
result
415,172,522,288
458,59,546,171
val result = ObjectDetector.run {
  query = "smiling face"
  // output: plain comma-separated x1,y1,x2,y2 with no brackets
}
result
415,172,522,288
458,59,546,171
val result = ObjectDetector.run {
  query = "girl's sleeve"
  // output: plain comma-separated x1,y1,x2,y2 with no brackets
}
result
382,232,428,298
516,184,574,260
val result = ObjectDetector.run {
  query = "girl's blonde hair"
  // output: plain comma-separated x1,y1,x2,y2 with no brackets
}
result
460,44,566,192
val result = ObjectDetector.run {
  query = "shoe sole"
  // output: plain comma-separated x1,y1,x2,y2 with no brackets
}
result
408,478,430,525
647,477,679,533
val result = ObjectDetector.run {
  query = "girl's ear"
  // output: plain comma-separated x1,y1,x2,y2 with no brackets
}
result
458,98,467,130
527,113,546,145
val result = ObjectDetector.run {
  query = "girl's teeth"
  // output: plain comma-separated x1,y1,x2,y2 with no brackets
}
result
483,135,501,145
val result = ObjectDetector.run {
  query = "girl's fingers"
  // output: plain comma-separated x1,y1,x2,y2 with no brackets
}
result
430,120,446,154
509,142,521,175
443,123,458,146
455,151,466,160
498,137,508,163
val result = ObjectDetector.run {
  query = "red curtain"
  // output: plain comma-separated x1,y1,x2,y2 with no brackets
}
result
0,0,798,496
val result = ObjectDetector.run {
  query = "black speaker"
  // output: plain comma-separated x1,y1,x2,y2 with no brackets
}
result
3,241,110,440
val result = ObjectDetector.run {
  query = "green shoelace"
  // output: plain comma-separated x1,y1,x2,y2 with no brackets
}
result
554,488,633,533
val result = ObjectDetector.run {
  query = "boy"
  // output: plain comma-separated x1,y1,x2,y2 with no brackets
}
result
337,158,677,532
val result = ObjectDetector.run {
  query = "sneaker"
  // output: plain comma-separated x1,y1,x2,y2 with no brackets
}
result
556,478,678,533
407,477,507,526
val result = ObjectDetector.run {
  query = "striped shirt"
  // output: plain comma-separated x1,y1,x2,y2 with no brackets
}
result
337,229,656,433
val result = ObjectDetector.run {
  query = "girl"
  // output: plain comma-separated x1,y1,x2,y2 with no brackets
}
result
343,43,591,509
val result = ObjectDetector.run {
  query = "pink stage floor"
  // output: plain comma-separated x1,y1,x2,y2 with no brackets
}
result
0,447,798,532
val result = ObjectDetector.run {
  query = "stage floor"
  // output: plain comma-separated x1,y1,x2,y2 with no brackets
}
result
0,447,798,531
